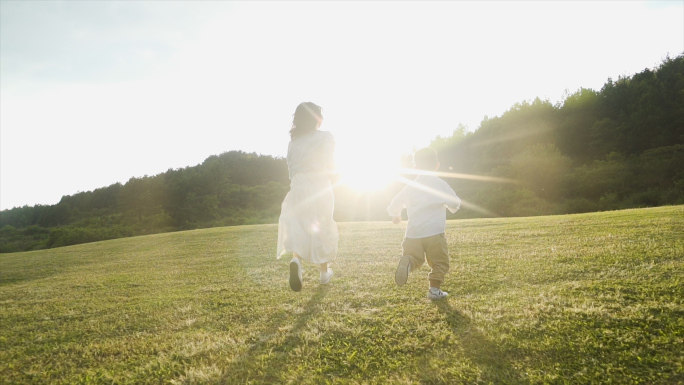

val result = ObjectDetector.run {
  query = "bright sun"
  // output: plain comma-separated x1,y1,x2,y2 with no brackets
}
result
334,149,400,192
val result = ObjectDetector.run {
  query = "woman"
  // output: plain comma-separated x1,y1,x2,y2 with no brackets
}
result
277,102,339,292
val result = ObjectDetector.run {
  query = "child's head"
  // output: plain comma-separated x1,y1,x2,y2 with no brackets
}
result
290,102,323,140
413,147,439,171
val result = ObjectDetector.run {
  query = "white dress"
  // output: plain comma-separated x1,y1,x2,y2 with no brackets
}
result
276,130,339,264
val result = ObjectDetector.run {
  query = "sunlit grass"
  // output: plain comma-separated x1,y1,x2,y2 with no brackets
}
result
1,206,682,384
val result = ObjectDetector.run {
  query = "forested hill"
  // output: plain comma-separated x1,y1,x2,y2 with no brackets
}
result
435,56,683,171
431,54,683,217
1,55,683,252
0,152,292,252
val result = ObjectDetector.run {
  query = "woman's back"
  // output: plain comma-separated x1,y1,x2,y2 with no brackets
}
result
286,130,335,179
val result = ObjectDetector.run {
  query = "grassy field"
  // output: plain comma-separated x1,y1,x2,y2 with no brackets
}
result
1,206,682,384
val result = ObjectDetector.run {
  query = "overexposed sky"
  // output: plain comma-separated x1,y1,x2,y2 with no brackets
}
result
1,1,682,210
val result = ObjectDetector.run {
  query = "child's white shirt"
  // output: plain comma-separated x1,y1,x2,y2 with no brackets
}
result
387,174,461,239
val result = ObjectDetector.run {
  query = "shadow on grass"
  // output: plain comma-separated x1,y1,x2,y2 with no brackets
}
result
218,284,330,383
433,300,528,384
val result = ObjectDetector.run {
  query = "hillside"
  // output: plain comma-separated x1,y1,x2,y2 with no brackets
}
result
1,55,683,253
432,55,684,218
1,206,682,384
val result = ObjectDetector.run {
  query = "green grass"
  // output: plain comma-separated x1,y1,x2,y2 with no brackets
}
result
1,206,682,384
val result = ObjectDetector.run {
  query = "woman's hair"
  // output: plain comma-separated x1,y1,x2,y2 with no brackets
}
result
290,102,323,140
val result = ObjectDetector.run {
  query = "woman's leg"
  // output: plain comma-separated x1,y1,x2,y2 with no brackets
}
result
319,261,333,284
290,252,303,292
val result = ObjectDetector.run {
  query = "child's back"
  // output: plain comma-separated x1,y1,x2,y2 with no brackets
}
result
387,147,460,300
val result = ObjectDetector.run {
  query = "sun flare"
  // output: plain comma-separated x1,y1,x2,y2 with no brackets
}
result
334,150,400,192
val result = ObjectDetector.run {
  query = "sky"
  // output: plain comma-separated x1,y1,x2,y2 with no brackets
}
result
1,1,683,210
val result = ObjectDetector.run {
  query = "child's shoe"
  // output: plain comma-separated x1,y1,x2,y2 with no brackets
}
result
320,268,334,284
289,258,302,292
395,255,411,286
427,287,448,300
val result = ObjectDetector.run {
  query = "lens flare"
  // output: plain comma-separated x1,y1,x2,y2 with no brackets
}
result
392,168,518,217
396,167,518,184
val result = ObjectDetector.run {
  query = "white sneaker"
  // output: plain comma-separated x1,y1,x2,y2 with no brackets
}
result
289,258,302,292
395,255,411,286
320,268,334,284
427,288,448,300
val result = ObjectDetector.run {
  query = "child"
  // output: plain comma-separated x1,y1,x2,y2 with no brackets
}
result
387,147,461,300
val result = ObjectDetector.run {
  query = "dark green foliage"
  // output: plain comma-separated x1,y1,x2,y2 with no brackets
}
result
0,225,50,253
0,151,289,252
435,55,684,218
46,225,135,248
439,97,558,174
509,143,572,201
568,152,632,201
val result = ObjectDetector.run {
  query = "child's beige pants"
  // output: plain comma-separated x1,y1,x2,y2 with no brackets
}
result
401,233,450,285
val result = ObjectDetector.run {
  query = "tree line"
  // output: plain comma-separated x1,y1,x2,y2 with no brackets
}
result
431,54,683,218
0,152,291,252
1,54,682,252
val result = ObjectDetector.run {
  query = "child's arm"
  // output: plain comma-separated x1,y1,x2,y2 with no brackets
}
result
443,183,461,213
387,188,408,224
446,195,461,214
